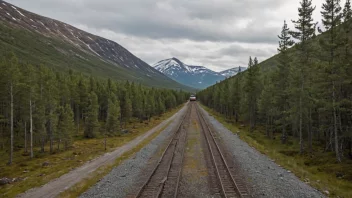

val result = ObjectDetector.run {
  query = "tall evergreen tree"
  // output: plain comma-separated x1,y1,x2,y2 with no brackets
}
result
275,20,294,143
84,92,99,138
106,96,120,136
57,104,74,150
231,76,241,123
289,0,316,154
245,57,256,131
319,0,343,162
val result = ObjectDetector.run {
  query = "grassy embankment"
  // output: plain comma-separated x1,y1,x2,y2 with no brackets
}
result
0,105,183,198
201,104,352,198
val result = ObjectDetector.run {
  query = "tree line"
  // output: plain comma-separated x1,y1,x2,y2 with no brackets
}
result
0,53,188,165
198,0,352,162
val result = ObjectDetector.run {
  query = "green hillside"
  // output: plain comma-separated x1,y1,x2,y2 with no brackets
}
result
0,22,193,91
198,1,352,197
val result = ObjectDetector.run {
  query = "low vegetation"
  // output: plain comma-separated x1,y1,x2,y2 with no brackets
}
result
202,105,352,197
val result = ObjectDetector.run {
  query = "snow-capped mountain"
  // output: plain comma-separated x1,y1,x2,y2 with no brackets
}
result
219,66,247,78
153,58,225,89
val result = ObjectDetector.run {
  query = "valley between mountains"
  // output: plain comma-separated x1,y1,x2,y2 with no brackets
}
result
1,0,352,197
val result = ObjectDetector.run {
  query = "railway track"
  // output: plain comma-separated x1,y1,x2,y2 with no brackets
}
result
195,104,250,198
135,103,192,198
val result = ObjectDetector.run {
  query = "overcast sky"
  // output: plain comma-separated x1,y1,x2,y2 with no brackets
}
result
6,0,347,72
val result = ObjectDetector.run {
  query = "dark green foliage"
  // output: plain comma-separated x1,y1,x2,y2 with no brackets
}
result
106,96,120,136
198,0,352,162
84,92,100,138
0,23,194,92
57,104,74,149
0,53,188,163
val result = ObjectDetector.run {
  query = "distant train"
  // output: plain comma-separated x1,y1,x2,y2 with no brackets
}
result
190,95,196,101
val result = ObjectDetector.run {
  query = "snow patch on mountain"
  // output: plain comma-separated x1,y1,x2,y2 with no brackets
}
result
220,66,247,78
153,58,225,89
153,58,247,89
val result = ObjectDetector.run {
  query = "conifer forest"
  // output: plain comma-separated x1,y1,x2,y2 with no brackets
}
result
0,52,188,165
198,0,352,162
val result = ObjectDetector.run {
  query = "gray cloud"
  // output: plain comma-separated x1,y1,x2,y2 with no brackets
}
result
7,0,340,71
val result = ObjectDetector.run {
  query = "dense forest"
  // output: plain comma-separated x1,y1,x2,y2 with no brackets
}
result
0,52,188,165
198,0,352,162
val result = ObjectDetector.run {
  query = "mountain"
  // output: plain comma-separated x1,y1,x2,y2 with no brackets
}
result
0,1,193,91
219,66,247,78
153,58,226,89
153,58,246,89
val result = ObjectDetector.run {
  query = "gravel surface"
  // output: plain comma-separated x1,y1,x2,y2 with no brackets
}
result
199,106,325,198
178,104,213,198
80,106,188,198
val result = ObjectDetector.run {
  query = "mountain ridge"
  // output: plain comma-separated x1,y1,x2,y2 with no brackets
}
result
0,1,193,91
153,57,246,89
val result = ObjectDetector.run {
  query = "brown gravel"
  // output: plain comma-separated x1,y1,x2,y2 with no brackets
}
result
178,103,216,198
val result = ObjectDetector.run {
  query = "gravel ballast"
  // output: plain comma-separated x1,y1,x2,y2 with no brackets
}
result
199,106,324,198
80,106,188,198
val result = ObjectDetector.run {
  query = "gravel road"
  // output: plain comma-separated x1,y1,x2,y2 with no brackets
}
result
80,105,188,198
18,105,187,198
199,106,324,198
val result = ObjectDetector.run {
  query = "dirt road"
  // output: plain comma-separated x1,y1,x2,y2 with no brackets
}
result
17,104,187,198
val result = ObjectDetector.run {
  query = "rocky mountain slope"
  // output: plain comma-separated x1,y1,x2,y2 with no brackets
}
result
0,1,192,91
219,66,247,78
153,58,245,89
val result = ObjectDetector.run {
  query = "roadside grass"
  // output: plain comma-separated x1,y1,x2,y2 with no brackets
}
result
200,104,352,198
0,105,183,198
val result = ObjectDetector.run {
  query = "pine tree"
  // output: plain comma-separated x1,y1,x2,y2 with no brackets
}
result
43,69,58,154
275,20,294,143
319,0,343,162
289,0,316,154
343,0,352,19
231,76,241,123
259,75,276,138
84,92,99,138
245,57,254,131
57,104,74,150
122,93,132,127
244,56,260,131
342,0,352,157
106,96,120,136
